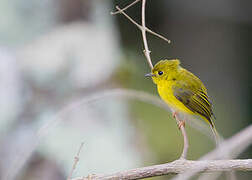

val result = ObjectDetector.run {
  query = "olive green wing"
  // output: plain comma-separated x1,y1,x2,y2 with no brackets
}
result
172,78,215,127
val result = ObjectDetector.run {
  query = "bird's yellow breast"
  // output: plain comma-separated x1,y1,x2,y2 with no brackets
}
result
157,81,193,115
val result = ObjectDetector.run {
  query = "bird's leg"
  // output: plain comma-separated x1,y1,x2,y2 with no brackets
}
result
179,120,189,159
173,112,189,159
173,111,185,129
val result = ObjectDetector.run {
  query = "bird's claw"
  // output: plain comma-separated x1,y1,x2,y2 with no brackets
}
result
172,111,177,119
178,120,185,130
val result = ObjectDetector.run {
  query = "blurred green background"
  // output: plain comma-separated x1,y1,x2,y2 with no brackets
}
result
0,0,251,180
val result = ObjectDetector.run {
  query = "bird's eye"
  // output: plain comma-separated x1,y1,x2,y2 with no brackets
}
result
158,71,163,75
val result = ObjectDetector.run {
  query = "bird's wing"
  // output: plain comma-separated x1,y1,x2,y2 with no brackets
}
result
172,76,214,126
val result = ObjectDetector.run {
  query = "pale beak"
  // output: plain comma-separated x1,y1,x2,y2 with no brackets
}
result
145,73,156,77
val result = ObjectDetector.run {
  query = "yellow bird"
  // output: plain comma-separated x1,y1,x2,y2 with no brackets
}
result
145,59,219,144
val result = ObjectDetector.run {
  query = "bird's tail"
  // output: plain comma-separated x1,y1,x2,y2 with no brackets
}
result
202,115,221,146
210,122,221,146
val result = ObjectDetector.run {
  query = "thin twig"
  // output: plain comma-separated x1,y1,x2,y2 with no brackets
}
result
114,6,171,45
141,0,153,69
174,113,189,159
36,89,171,138
72,159,252,180
180,126,189,159
112,0,171,68
111,0,141,15
67,142,84,180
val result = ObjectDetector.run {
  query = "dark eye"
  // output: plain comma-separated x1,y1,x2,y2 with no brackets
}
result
158,71,163,75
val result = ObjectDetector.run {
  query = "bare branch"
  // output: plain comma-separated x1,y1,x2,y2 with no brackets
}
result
141,0,153,69
114,6,171,45
72,159,252,180
111,0,141,15
36,88,221,147
172,124,252,180
112,0,171,69
67,142,84,180
36,89,171,139
71,124,252,180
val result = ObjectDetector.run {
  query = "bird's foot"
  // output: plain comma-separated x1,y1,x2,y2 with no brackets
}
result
172,111,178,119
178,120,185,130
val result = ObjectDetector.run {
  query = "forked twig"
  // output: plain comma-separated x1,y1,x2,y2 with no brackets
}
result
67,142,84,180
111,0,141,15
112,0,171,69
114,6,171,45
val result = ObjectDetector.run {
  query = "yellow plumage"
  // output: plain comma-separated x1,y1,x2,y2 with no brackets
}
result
146,59,219,144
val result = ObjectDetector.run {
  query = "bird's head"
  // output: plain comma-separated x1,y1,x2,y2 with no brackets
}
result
145,59,181,84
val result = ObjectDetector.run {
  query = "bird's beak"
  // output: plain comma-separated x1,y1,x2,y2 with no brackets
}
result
145,73,156,77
